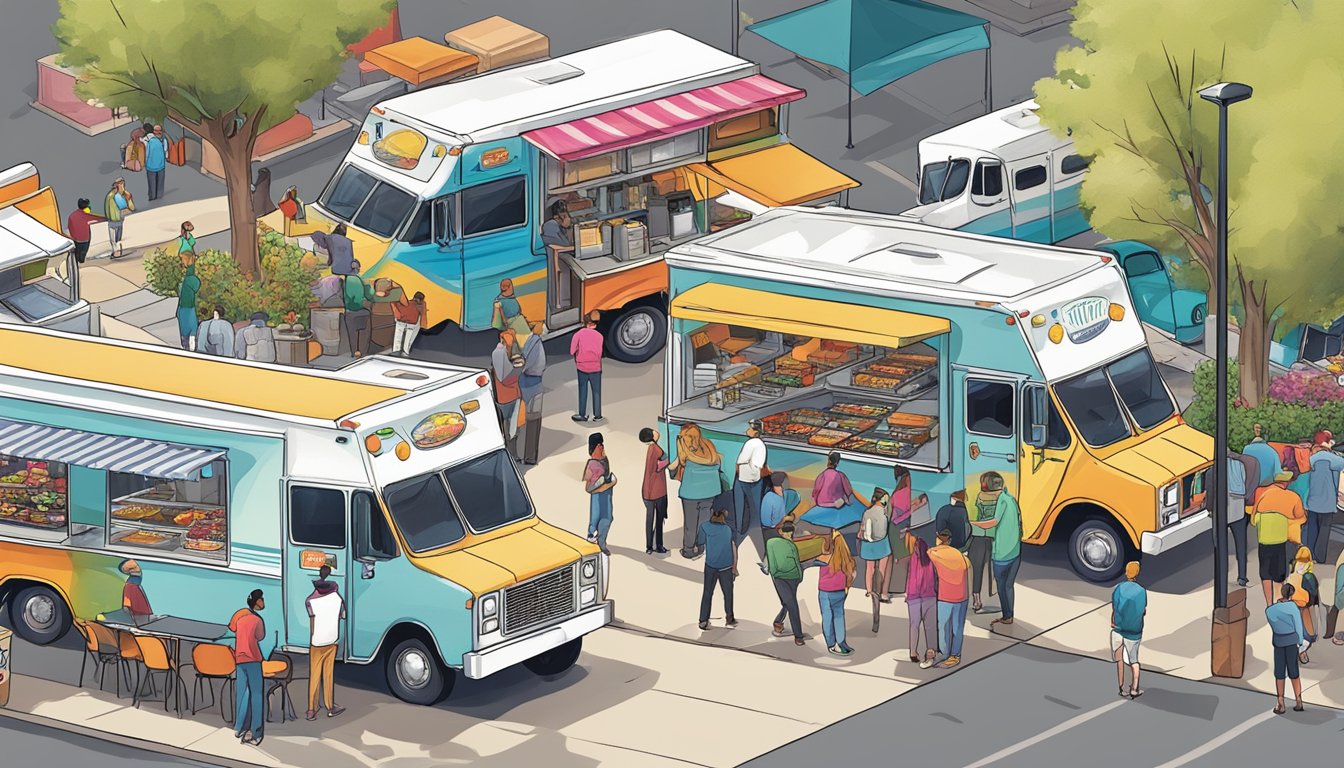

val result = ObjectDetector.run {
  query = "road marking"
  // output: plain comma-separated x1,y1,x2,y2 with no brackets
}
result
865,160,919,193
962,699,1128,768
1150,710,1276,768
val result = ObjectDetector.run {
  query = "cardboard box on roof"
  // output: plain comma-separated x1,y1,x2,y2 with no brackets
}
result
444,16,549,72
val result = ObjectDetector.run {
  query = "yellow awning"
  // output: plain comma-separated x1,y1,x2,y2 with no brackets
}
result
688,143,859,208
670,284,949,349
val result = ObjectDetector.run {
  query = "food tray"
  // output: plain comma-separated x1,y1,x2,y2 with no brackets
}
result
808,428,853,448
111,528,182,550
836,435,918,459
763,421,820,440
112,492,224,511
881,424,936,445
827,415,879,433
763,373,806,388
789,411,831,428
882,352,937,368
740,383,786,400
828,402,892,419
886,412,938,429
0,511,68,530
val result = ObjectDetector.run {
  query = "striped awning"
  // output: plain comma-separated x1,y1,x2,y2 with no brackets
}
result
0,420,225,480
522,74,805,162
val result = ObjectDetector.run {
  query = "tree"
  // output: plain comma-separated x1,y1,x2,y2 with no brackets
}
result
55,0,395,277
1033,0,1344,405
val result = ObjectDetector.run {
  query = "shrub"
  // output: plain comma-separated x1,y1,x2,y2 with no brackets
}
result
1266,369,1344,407
1189,358,1344,446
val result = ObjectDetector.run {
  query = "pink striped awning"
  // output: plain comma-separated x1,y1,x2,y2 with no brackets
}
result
522,74,805,162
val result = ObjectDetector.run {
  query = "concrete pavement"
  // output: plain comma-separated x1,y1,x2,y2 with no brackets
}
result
0,715,215,768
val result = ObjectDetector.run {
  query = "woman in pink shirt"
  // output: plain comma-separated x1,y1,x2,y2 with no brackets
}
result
818,532,857,656
812,452,868,524
905,533,938,667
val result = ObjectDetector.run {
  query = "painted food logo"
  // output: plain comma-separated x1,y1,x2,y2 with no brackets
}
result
372,128,428,171
411,412,467,449
1060,297,1110,344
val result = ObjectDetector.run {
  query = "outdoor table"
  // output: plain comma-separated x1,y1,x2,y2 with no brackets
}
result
363,37,479,88
100,613,231,717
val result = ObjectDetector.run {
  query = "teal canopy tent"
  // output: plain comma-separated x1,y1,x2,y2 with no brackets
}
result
747,0,991,148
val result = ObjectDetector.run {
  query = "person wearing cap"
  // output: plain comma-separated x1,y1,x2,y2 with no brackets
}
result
1252,469,1306,606
491,329,523,459
928,529,971,668
1304,430,1344,564
583,433,615,555
733,420,768,539
119,559,153,619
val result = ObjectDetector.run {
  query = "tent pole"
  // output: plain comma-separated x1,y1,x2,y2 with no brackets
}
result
847,72,854,149
732,0,739,55
985,27,993,113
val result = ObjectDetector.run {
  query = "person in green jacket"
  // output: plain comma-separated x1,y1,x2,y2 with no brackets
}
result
176,220,196,255
767,521,806,645
176,255,201,350
103,177,134,259
970,471,1022,628
341,261,375,357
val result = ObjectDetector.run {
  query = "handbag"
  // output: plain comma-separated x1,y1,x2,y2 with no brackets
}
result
490,302,506,331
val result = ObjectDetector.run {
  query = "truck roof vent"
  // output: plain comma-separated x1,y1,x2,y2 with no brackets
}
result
382,369,430,381
527,62,584,85
1002,108,1040,130
886,244,941,260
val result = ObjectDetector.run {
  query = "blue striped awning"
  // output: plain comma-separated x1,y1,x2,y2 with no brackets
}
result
0,420,225,480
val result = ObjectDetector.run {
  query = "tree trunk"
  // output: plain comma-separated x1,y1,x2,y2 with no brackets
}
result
1237,270,1271,407
216,138,259,279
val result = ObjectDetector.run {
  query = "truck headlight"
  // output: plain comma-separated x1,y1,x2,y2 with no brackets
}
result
480,595,498,617
580,556,598,584
581,586,597,606
482,618,499,634
1161,482,1178,509
479,592,499,635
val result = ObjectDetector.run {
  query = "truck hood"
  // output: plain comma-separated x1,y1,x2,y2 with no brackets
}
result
1103,423,1212,486
409,520,596,596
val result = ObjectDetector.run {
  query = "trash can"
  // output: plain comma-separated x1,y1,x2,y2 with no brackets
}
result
310,307,343,356
0,626,12,707
274,333,312,366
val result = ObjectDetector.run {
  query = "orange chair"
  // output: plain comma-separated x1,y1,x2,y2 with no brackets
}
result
263,652,297,724
134,635,190,715
191,643,236,725
73,619,109,689
116,629,146,700
86,622,134,697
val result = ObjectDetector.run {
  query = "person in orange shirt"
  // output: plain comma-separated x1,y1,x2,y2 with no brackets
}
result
929,529,972,669
1252,471,1306,606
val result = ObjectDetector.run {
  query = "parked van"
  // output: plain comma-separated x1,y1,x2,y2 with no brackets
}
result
0,164,94,333
271,30,856,362
661,207,1212,581
0,327,610,704
900,100,1090,244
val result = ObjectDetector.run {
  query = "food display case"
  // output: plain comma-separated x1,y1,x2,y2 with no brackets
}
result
0,456,68,533
107,477,227,560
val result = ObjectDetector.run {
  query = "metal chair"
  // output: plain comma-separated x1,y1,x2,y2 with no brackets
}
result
263,651,298,724
116,629,146,700
86,622,134,697
133,635,190,716
72,619,107,689
190,643,236,725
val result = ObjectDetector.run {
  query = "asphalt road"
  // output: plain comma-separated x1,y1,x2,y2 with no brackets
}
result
743,643,1344,768
0,715,212,768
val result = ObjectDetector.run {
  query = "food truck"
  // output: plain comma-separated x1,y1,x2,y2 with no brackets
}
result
0,163,94,333
661,207,1213,582
0,327,610,704
899,100,1090,244
272,30,856,362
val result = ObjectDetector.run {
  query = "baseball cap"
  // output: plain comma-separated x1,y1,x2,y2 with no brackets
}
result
1315,430,1333,445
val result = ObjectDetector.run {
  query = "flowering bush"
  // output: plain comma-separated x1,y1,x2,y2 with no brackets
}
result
144,232,323,326
1266,369,1344,407
1189,359,1344,446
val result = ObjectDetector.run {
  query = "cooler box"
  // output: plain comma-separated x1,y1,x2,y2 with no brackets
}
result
274,334,311,366
444,17,549,72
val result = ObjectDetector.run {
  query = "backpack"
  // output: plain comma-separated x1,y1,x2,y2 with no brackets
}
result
1302,571,1320,607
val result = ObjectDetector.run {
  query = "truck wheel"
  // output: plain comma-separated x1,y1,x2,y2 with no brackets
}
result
1068,518,1129,583
9,585,72,645
523,638,583,678
385,637,454,705
605,306,665,363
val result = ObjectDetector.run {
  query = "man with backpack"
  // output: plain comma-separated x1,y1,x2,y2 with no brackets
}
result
970,471,1023,630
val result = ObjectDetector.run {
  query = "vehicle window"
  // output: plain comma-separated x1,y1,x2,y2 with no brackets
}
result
353,490,397,559
433,196,455,243
1060,154,1091,175
383,472,466,553
966,379,1014,437
1022,388,1071,450
919,159,971,205
1122,252,1163,278
1055,369,1131,447
443,450,535,532
461,176,526,237
353,182,415,238
1107,349,1175,430
971,161,1003,198
1015,165,1048,191
321,166,377,220
405,204,432,245
290,486,346,548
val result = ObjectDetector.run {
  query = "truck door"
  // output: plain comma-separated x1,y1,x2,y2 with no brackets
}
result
283,483,353,654
1007,153,1053,243
1018,383,1076,541
967,158,1010,236
954,368,1023,526
347,489,403,662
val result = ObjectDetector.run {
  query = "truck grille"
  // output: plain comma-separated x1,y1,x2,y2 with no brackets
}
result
503,565,575,636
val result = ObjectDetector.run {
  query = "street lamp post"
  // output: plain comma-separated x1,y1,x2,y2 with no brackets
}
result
732,0,740,56
1199,80,1252,678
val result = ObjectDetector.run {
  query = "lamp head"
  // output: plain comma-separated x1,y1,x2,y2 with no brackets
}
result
1198,82,1253,106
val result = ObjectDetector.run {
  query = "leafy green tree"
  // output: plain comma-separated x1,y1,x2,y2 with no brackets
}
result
1034,0,1344,405
55,0,394,277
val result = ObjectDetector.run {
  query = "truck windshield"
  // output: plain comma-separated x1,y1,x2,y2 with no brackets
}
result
918,159,970,205
1054,349,1176,447
319,165,416,238
443,449,534,532
383,472,466,553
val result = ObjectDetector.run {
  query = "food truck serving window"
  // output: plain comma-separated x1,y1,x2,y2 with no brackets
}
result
0,454,68,535
107,459,228,561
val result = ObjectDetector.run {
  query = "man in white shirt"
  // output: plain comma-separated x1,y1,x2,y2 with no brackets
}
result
305,565,346,720
733,420,768,540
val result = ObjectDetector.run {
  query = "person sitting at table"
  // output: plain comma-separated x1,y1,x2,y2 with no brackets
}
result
812,451,868,522
119,559,153,619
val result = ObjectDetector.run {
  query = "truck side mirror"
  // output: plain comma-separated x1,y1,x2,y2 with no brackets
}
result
1029,425,1047,448
353,491,397,563
1025,385,1049,449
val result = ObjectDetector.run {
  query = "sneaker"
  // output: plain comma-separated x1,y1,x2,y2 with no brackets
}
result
919,658,935,669
772,622,786,637
592,415,605,423
939,655,961,669
828,646,853,657
249,733,265,746
699,621,710,630
726,616,739,627
646,548,654,555
656,547,670,554
1237,578,1249,587
327,706,346,718
239,731,253,744
571,415,588,423
306,710,317,721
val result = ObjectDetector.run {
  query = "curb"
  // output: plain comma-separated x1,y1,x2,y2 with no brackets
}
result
0,701,264,768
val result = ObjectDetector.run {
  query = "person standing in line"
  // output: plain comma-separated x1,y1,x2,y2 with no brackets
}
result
1304,430,1344,564
341,261,374,357
696,508,738,630
1243,423,1283,498
819,531,857,656
1266,583,1308,714
65,198,104,264
934,490,971,552
176,221,196,255
905,531,937,668
733,420,768,540
570,311,604,423
584,433,615,554
1110,561,1147,698
760,472,790,546
142,124,169,201
491,329,523,458
929,529,971,669
767,520,806,646
670,424,723,559
251,167,276,217
881,466,916,601
390,289,426,357
1325,547,1344,645
1227,449,1258,588
812,452,867,518
305,565,346,721
197,309,234,357
176,254,201,350
967,480,996,613
971,472,1022,629
229,589,267,746
858,487,891,633
103,178,134,259
1285,545,1320,662
518,321,547,465
1253,470,1306,607
640,428,671,555
310,223,355,276
122,123,148,171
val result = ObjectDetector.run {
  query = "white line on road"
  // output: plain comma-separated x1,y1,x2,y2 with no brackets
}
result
865,160,919,193
962,699,1128,768
1150,710,1276,768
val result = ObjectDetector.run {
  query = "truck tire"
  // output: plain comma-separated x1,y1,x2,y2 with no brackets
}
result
1068,517,1130,583
9,584,72,645
604,306,665,363
523,638,583,678
385,637,454,705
